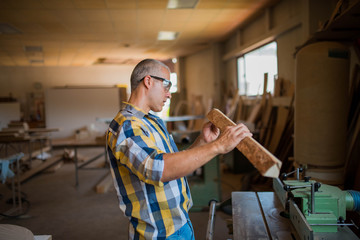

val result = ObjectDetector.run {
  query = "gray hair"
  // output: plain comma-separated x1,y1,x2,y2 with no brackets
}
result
130,59,170,91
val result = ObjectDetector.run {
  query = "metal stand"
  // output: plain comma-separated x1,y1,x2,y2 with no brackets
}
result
206,200,217,240
0,152,25,219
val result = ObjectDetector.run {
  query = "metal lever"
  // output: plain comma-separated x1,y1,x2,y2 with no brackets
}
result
281,167,303,180
206,200,217,240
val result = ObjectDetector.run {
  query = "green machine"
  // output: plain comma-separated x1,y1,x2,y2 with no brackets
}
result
273,168,360,239
171,130,221,212
188,156,220,211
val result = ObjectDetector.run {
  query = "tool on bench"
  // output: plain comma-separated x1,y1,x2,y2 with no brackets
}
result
273,168,360,239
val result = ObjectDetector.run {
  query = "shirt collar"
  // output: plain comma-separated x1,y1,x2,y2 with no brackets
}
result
122,102,160,121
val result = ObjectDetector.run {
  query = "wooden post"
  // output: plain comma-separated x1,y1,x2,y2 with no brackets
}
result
207,108,282,178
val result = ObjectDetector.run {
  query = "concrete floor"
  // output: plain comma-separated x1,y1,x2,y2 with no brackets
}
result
0,149,240,240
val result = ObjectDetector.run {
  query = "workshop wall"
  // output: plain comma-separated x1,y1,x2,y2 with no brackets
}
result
0,65,133,125
183,47,217,109
0,64,133,102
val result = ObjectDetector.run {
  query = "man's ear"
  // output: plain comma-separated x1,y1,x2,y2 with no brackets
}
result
143,75,152,89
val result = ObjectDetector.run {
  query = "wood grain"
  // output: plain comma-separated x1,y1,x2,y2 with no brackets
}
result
232,192,269,239
207,108,281,178
257,192,297,239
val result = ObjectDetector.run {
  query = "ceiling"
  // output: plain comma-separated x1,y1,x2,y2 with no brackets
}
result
0,0,276,67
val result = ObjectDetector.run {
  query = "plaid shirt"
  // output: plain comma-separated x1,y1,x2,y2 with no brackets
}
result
107,103,193,240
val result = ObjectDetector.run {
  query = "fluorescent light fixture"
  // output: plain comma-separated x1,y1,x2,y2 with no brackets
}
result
94,58,140,65
167,0,199,9
30,59,44,64
24,46,43,52
157,31,178,41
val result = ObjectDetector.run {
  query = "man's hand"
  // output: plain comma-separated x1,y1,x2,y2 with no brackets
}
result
162,123,252,182
189,122,220,149
202,122,220,143
214,123,252,154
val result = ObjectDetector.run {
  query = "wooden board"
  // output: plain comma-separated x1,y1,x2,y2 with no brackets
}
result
246,103,261,124
272,97,292,107
232,192,269,239
257,192,297,239
274,78,282,97
27,128,59,133
260,93,273,143
207,108,281,178
234,96,244,123
226,93,239,121
260,73,268,108
17,155,63,183
268,107,289,153
188,95,205,131
95,172,114,194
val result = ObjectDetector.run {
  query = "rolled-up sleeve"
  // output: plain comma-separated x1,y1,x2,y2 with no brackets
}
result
112,119,165,186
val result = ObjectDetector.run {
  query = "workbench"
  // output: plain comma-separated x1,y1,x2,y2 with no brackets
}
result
232,191,359,239
0,136,47,165
52,138,108,187
0,128,58,166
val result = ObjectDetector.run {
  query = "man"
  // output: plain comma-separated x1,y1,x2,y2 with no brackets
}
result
107,59,252,239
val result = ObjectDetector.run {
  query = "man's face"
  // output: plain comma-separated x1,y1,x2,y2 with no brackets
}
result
149,68,172,112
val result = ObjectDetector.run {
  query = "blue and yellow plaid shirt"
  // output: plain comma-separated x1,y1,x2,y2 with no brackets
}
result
107,103,193,239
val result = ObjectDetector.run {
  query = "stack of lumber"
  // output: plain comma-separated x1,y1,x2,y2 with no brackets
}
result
345,64,360,190
171,94,209,132
188,95,206,131
260,77,294,171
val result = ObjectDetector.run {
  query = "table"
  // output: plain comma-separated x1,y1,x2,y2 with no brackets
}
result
0,128,58,166
52,138,108,187
0,136,47,165
232,191,297,240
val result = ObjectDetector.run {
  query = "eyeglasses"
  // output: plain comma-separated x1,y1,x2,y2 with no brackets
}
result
140,75,172,92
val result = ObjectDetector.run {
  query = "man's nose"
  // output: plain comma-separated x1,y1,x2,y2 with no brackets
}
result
166,92,172,99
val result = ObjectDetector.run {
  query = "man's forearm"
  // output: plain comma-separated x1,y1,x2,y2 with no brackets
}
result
161,141,219,182
187,135,206,149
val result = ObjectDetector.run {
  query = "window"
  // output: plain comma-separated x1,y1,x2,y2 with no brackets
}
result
237,42,278,96
169,72,178,93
